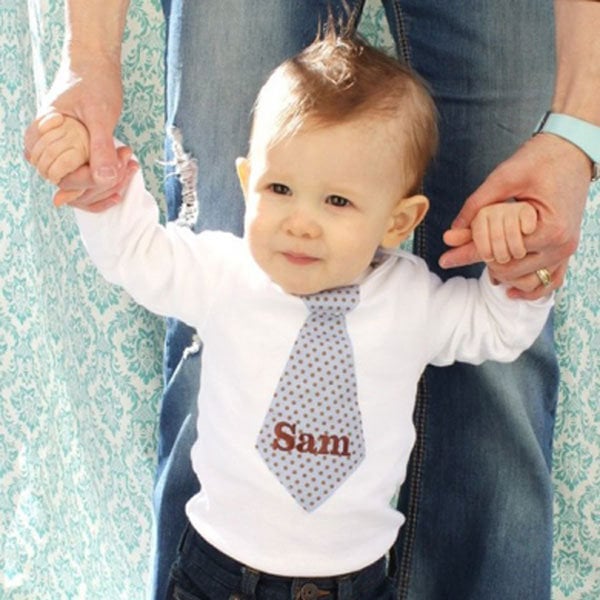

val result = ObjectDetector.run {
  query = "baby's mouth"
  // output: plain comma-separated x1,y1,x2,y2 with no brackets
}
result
281,251,320,265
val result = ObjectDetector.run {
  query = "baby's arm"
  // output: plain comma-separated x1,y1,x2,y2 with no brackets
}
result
28,112,90,185
444,201,537,265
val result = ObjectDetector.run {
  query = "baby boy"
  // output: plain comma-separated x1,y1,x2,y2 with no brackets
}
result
29,30,551,600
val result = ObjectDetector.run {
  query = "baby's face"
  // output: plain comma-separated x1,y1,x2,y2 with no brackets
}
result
240,118,412,295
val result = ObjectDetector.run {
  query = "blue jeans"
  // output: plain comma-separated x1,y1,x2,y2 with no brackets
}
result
152,1,558,599
166,524,395,600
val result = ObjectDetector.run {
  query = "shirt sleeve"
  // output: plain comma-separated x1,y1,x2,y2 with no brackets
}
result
424,267,554,367
73,167,235,330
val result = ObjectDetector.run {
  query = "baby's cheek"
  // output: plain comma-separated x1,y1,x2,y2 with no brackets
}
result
339,243,375,281
245,223,271,265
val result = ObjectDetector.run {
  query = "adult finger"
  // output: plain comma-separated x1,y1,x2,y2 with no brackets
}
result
56,164,95,191
503,262,567,300
53,188,83,207
442,228,472,248
57,146,133,191
439,241,480,269
84,106,120,184
60,159,138,210
68,194,122,213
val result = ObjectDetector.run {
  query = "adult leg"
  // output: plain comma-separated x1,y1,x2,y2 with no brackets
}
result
382,1,558,598
152,2,366,598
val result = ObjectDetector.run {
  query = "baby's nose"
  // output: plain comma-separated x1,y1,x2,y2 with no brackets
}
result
283,209,322,238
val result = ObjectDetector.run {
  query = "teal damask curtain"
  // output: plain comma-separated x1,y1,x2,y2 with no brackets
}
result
1,1,598,598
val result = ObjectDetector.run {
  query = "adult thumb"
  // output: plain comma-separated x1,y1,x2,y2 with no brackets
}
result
86,113,120,185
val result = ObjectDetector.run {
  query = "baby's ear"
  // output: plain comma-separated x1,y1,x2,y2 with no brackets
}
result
380,194,429,248
235,157,250,198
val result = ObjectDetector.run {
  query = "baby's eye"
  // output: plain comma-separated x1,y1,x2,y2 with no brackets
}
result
269,183,292,195
326,195,351,208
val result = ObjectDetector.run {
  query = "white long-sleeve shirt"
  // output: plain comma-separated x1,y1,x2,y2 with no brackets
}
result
75,168,553,576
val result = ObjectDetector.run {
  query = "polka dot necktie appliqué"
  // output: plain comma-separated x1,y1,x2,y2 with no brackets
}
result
256,285,365,512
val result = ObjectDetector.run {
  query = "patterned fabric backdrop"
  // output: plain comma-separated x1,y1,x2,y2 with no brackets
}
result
1,1,598,598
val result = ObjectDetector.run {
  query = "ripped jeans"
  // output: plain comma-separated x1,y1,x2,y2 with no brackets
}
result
152,1,558,599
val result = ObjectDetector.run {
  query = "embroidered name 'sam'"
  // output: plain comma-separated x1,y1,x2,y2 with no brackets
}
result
271,420,352,457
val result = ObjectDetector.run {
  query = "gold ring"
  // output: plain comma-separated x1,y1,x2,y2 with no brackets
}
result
536,268,552,288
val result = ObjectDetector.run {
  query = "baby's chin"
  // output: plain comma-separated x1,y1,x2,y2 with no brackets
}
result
275,277,355,297
277,281,328,297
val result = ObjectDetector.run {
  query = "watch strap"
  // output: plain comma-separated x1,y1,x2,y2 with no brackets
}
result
534,112,600,181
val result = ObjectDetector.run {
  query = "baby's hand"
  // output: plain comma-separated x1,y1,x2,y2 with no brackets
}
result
444,201,537,264
27,112,90,185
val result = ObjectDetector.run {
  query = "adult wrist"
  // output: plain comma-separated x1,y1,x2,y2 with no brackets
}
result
63,38,123,68
533,112,600,181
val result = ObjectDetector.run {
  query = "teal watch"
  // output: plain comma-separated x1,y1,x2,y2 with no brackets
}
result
534,112,600,181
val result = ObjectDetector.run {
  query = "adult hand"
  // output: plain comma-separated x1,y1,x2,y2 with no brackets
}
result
53,145,138,212
24,51,124,209
439,133,591,299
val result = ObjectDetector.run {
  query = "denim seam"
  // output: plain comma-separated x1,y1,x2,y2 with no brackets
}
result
383,2,429,598
396,378,428,599
386,0,412,66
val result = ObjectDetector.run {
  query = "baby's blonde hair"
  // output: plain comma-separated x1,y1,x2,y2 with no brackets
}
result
250,27,438,194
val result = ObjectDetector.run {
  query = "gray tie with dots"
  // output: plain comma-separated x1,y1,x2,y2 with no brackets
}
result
256,285,365,512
